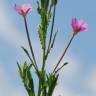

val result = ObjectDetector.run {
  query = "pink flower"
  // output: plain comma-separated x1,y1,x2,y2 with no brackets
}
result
15,4,32,17
71,18,88,35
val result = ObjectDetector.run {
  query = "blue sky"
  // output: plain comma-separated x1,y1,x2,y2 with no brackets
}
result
0,0,96,96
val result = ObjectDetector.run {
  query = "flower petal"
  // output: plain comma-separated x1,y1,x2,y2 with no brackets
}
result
71,17,88,33
15,5,22,14
15,4,32,16
22,4,32,13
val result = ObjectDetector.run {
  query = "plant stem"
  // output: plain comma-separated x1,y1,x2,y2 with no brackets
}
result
46,5,56,56
28,91,35,96
42,37,46,71
53,34,75,73
23,16,38,70
38,80,41,96
41,41,47,95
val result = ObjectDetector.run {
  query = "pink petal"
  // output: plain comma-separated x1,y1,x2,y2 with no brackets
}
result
22,4,32,13
15,4,32,16
15,5,22,14
71,17,88,33
71,18,78,29
81,23,88,32
78,20,88,32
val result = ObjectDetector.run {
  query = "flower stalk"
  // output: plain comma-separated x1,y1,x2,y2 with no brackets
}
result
46,5,56,59
53,33,75,73
23,16,38,71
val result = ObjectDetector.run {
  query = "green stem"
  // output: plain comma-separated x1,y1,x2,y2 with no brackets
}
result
42,46,46,71
42,40,46,95
42,31,46,71
23,16,42,84
42,40,46,71
41,41,47,96
46,5,56,57
53,34,75,73
28,91,35,96
23,16,38,70
38,80,41,96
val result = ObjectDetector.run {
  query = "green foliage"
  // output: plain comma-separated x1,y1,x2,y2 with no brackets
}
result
47,73,59,96
37,0,51,49
40,0,49,9
51,0,57,6
36,70,59,96
17,62,23,79
17,62,35,96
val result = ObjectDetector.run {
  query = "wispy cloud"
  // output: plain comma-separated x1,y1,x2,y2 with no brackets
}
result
0,63,27,96
0,1,27,48
83,67,96,96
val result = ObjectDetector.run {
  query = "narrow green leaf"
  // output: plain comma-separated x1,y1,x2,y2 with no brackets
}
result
55,62,68,73
23,62,28,70
21,46,31,60
17,62,23,79
27,69,35,96
47,74,59,96
28,64,33,70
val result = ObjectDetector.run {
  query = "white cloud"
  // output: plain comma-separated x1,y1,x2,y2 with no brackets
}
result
50,55,81,85
0,63,27,96
53,86,74,96
84,67,96,96
0,1,27,48
0,1,30,92
0,0,42,60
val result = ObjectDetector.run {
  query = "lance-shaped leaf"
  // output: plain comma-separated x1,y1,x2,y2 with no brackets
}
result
47,73,59,96
17,62,23,79
18,62,35,96
55,62,68,73
21,47,33,63
27,68,35,96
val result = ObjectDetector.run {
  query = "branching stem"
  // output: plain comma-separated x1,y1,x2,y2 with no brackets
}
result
53,34,75,73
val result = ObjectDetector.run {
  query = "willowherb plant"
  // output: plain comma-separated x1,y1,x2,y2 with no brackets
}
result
15,0,88,96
